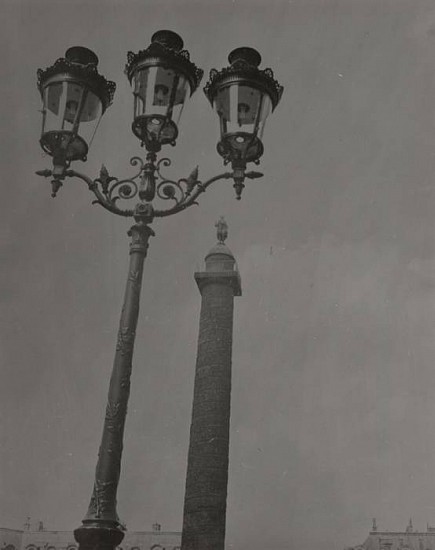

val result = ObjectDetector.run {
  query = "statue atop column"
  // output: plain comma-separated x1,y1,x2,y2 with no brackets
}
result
372,518,378,532
215,216,228,243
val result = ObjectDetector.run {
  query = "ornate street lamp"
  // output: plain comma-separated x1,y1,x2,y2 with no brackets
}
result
125,30,202,151
36,30,282,550
37,46,116,195
204,46,283,198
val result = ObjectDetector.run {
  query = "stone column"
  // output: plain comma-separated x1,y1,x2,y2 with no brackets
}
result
181,219,241,550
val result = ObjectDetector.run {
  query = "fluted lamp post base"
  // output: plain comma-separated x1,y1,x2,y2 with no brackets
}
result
74,524,125,550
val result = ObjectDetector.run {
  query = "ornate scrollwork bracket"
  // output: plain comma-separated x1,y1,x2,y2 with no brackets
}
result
36,149,264,218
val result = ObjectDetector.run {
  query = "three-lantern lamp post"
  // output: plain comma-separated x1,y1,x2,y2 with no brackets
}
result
35,30,283,550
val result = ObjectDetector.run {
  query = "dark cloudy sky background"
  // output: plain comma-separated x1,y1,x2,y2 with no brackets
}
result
2,1,435,549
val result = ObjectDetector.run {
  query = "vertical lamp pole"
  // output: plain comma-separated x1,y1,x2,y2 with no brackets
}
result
35,30,283,550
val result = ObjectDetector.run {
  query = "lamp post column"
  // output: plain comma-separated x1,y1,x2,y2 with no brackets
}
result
74,221,154,550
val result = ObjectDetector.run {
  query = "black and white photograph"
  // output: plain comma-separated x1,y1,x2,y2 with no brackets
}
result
2,2,435,550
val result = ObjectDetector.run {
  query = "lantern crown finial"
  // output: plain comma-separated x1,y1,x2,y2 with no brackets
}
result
151,30,184,52
65,46,99,67
228,47,261,68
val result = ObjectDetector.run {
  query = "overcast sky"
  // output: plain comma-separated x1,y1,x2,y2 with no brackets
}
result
3,1,435,549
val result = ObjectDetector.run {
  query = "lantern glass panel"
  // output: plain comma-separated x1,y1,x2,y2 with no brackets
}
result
42,80,103,160
214,84,272,139
133,66,190,125
258,92,272,139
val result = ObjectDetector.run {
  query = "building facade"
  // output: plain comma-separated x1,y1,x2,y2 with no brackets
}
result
347,520,435,550
0,524,180,550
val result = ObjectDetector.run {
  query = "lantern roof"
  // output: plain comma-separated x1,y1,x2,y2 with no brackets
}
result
204,46,283,110
36,47,116,112
125,30,203,95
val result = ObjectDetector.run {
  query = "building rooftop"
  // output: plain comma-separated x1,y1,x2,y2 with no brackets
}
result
347,521,435,550
0,524,181,550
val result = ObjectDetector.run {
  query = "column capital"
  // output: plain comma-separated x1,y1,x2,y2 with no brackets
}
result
128,223,155,255
194,271,242,297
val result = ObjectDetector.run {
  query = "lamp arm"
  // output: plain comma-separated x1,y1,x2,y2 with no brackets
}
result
154,172,233,218
66,169,134,218
36,156,263,220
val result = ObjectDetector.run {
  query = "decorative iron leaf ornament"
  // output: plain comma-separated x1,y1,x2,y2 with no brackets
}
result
99,164,111,193
185,166,199,195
